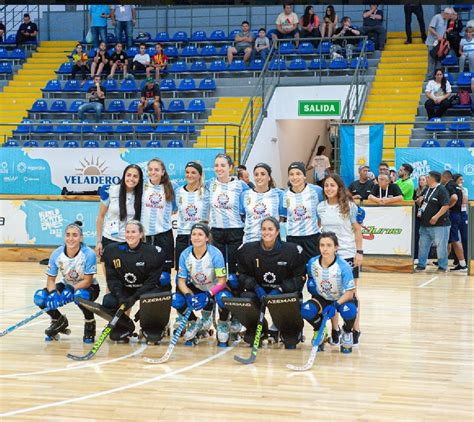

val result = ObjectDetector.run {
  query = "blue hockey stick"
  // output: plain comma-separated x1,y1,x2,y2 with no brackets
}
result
0,308,49,337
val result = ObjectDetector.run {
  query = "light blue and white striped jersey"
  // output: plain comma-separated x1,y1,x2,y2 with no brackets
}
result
175,184,210,235
239,188,285,243
141,180,178,235
207,178,249,229
317,201,358,259
283,184,323,237
306,255,355,301
47,244,98,286
177,244,227,292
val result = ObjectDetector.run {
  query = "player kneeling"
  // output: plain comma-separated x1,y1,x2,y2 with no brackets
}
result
173,223,230,346
33,221,100,342
301,232,358,353
101,220,172,344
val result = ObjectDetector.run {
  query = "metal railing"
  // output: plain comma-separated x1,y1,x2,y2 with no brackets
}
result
1,5,40,38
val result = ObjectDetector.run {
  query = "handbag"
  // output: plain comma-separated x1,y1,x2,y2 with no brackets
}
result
85,29,93,44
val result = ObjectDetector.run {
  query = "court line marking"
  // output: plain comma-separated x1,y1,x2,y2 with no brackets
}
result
417,276,439,288
0,305,36,316
0,344,147,378
0,345,234,417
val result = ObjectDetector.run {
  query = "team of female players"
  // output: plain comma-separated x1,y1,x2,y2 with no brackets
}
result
34,153,363,352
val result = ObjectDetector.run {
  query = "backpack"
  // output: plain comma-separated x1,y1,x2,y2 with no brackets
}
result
458,89,472,105
430,38,450,61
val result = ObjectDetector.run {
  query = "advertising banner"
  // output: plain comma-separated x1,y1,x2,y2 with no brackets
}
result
0,148,223,195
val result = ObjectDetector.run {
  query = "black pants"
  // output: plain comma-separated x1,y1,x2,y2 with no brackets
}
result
72,63,88,81
146,229,174,273
286,233,321,264
45,282,100,320
362,26,386,50
175,234,191,270
300,28,321,48
210,227,244,275
425,98,450,120
404,4,426,43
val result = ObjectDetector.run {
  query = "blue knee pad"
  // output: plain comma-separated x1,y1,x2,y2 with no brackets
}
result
172,292,185,309
160,271,171,287
33,289,48,308
216,290,233,309
339,302,357,321
307,278,317,296
227,273,239,289
74,288,91,304
300,300,319,321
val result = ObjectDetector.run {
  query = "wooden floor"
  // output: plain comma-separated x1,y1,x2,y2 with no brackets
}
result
0,262,473,421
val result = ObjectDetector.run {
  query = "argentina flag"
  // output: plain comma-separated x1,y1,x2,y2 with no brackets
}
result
340,125,384,186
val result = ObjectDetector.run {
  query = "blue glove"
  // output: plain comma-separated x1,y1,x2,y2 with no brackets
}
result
227,273,239,289
255,286,266,301
356,206,365,224
269,287,283,296
60,285,74,305
323,301,340,319
189,292,210,311
74,288,91,304
160,272,171,287
46,290,61,310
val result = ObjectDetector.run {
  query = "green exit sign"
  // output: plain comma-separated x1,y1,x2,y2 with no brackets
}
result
298,100,341,116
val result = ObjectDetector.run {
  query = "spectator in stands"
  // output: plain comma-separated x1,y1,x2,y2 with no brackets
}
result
321,5,338,38
424,68,452,120
348,165,374,200
16,13,38,45
227,20,254,65
151,43,168,81
446,10,463,57
89,5,110,49
459,26,474,72
90,41,110,78
378,161,390,177
415,171,451,273
272,4,300,48
0,21,5,42
78,75,106,122
108,42,129,79
71,43,89,85
300,5,321,48
132,43,152,77
254,28,270,62
111,4,136,48
425,8,452,75
368,174,403,204
236,166,255,189
453,173,468,266
389,169,398,183
441,170,467,272
307,145,330,186
395,163,415,201
413,174,427,263
331,16,361,62
361,4,386,51
138,77,161,122
404,3,426,44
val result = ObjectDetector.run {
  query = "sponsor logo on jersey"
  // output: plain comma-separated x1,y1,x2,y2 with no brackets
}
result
185,204,198,220
277,261,287,266
294,205,307,218
124,272,138,284
193,272,208,286
263,272,276,284
253,201,267,217
136,261,145,266
216,192,230,209
147,191,163,209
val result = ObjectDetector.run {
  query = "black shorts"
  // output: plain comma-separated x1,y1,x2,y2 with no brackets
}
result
286,233,321,263
146,229,174,272
449,211,462,243
312,293,358,312
345,257,360,279
133,62,148,72
175,234,191,270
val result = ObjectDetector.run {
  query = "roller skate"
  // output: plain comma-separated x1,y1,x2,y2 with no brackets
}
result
173,314,186,337
184,319,201,346
195,310,214,341
45,314,70,341
340,328,353,354
312,325,329,351
229,318,242,342
83,319,96,344
328,327,341,347
267,323,280,345
140,328,166,345
216,320,230,347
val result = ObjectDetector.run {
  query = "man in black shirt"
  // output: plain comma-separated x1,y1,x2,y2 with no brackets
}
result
349,165,374,200
0,21,5,42
78,75,106,122
330,16,361,61
441,170,467,271
16,14,38,45
415,171,450,272
368,174,403,205
361,4,386,50
138,77,161,122
108,42,129,79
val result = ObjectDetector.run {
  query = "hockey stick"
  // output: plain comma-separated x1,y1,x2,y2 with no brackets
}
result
144,308,192,364
0,308,49,337
234,300,266,365
66,304,126,361
287,314,329,371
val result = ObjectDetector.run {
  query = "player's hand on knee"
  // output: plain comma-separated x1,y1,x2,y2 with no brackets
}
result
60,285,75,305
189,292,210,311
46,290,61,310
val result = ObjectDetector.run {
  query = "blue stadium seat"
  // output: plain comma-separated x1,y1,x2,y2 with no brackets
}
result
146,140,162,147
218,45,230,56
297,42,314,54
446,139,466,147
357,39,374,52
176,119,195,133
164,46,179,58
229,59,247,71
107,32,117,43
115,120,134,133
134,32,151,42
104,140,121,148
209,59,227,72
107,47,115,56
210,30,227,42
146,47,156,56
198,78,216,91
329,57,348,69
0,62,13,74
443,72,454,85
43,79,62,92
167,140,184,148
471,141,474,147
15,119,33,134
125,140,142,148
78,123,95,134
288,58,307,71
30,99,48,113
69,100,86,113
178,78,196,91
33,120,54,134
228,29,240,41
154,32,170,43
5,34,17,44
57,62,73,74
103,78,118,92
172,31,189,43
81,79,95,92
10,48,26,60
63,79,81,92
43,140,59,148
269,58,286,71
156,120,175,133
181,45,199,57
187,98,205,113
50,100,67,113
191,31,207,42
317,41,332,54
127,46,139,57
449,117,470,131
350,57,368,69
441,54,457,66
3,140,19,147
249,59,264,71
84,140,100,148
160,78,176,91
170,60,188,73
425,118,446,131
191,60,208,72
0,48,8,59
279,42,295,54
24,140,39,147
135,121,154,133
54,120,75,134
457,72,473,86
167,99,185,112
120,78,137,92
107,99,126,113
64,140,80,148
201,45,218,56
94,121,114,134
